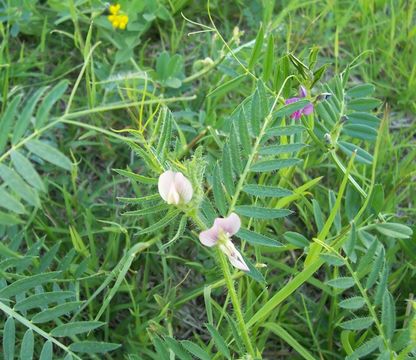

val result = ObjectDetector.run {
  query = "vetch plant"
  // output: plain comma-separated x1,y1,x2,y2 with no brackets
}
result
111,45,414,356
0,2,414,359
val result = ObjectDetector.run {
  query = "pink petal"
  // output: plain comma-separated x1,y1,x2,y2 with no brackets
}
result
302,103,314,115
199,225,220,247
158,170,176,203
285,97,300,105
299,85,307,98
220,241,249,271
214,213,241,236
290,110,302,120
173,172,193,204
285,97,304,119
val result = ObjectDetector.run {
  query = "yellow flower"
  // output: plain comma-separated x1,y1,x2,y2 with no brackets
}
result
107,4,128,30
118,15,128,30
109,4,120,15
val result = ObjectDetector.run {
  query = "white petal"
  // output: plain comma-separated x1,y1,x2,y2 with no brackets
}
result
214,213,241,236
158,171,175,202
199,225,220,247
166,183,180,205
221,240,249,271
173,172,193,204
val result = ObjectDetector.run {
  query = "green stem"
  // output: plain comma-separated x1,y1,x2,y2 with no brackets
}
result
0,120,60,163
300,116,327,152
227,73,295,214
217,248,256,358
330,150,367,198
0,95,196,165
64,95,197,119
397,344,416,360
189,212,256,357
299,116,367,199
344,260,391,354
65,41,101,116
228,113,271,214
304,151,356,266
61,119,137,142
0,301,82,360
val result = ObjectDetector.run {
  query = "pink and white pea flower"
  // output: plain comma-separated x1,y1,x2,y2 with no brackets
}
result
158,170,193,205
285,85,314,120
199,213,249,272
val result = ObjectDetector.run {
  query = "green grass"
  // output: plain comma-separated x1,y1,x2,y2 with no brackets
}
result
0,0,415,359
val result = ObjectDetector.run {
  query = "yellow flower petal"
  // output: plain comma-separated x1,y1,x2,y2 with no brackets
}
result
119,22,127,30
109,4,120,15
119,15,129,24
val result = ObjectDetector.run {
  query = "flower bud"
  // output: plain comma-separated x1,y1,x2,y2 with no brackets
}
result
299,85,308,98
316,92,332,101
158,170,193,205
324,133,332,143
202,57,214,66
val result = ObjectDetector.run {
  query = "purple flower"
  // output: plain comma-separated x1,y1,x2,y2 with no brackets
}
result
285,85,314,120
199,213,249,271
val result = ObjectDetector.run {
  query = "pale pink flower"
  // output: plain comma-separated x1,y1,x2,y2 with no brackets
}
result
158,170,193,205
199,213,249,271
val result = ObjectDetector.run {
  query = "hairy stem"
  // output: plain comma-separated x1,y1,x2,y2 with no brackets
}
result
217,248,256,357
189,212,256,356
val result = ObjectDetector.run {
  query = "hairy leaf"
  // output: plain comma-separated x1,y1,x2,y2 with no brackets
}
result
69,341,121,354
237,228,282,247
205,324,231,359
340,317,374,330
326,277,355,289
339,296,366,310
242,184,292,197
51,321,105,337
235,206,292,219
250,158,301,172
